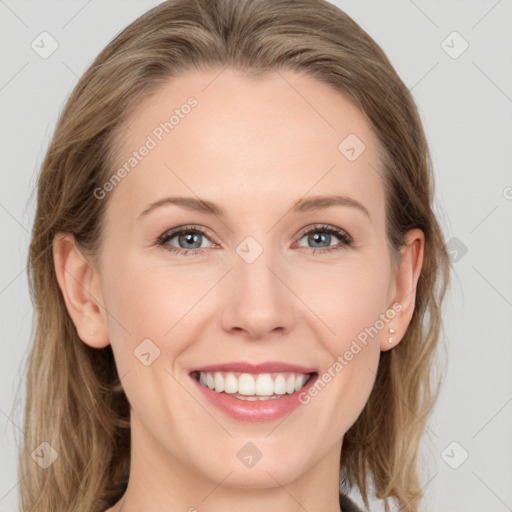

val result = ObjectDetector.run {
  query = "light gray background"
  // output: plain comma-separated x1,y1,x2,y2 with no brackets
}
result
1,1,511,511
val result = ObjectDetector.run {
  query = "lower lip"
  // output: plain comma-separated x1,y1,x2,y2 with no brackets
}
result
190,373,318,423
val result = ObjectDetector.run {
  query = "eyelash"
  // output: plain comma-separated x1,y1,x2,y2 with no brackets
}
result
155,223,354,257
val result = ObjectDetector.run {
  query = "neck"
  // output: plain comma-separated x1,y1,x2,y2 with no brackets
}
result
105,411,343,512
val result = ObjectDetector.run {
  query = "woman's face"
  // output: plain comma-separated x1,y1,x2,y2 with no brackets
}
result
59,67,423,495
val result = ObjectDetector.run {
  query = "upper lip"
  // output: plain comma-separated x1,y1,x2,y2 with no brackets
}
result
190,361,317,375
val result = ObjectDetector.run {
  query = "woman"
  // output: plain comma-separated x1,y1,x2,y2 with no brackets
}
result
20,1,450,511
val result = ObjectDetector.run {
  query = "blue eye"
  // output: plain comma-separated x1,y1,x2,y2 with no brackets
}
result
157,225,212,256
295,224,353,253
156,224,353,256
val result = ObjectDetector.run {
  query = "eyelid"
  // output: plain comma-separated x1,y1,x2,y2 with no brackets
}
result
295,223,353,244
156,224,215,245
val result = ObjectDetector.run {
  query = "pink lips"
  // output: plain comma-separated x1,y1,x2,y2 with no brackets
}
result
189,361,317,375
189,361,318,423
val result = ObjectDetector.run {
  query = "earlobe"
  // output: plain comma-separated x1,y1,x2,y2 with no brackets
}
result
381,228,425,351
53,232,110,349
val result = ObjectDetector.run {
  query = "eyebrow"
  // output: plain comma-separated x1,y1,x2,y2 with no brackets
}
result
137,194,370,220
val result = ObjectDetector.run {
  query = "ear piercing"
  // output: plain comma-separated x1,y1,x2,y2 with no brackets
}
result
389,328,395,344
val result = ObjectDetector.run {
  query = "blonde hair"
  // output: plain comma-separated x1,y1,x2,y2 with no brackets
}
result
19,0,451,510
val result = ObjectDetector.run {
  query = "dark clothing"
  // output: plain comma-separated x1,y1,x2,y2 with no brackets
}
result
339,493,365,512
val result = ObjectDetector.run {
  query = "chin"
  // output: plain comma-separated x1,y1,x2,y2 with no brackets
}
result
214,467,301,489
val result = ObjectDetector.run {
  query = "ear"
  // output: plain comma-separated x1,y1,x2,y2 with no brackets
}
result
381,228,425,351
53,232,110,348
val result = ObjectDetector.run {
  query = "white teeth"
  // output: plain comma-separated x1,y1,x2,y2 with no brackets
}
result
274,374,286,395
255,374,274,396
286,374,295,394
224,373,238,394
295,375,306,392
214,372,225,392
234,394,283,401
195,371,312,397
238,374,255,395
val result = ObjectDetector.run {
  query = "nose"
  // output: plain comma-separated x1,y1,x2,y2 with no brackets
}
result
220,246,297,340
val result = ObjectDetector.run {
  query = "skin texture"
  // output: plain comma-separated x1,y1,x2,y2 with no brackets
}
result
53,68,424,512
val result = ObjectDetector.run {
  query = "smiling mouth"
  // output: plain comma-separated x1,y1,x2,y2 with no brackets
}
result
190,370,317,400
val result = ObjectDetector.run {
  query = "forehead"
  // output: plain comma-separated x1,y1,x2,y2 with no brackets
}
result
107,67,385,225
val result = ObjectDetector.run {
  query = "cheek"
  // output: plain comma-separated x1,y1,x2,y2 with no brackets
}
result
292,253,392,345
336,267,389,339
98,257,202,424
96,253,190,388
290,254,391,417
101,252,205,338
